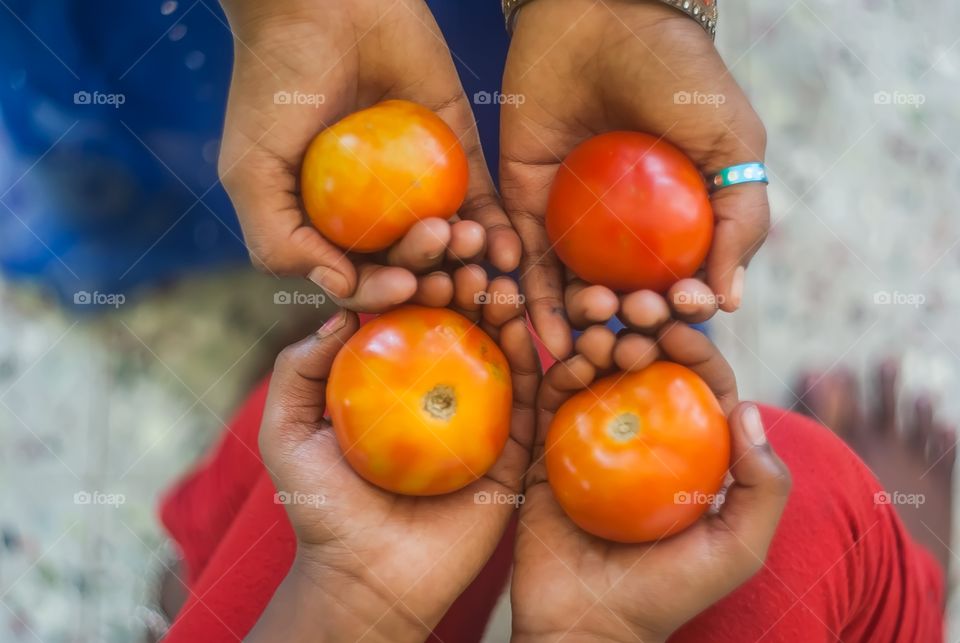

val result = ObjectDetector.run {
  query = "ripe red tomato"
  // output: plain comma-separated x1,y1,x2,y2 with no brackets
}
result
301,100,469,252
545,132,713,293
545,362,729,543
327,306,512,495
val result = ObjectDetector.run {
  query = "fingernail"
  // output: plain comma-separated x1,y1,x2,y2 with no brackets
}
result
729,266,745,309
316,309,346,338
742,404,766,446
308,267,349,299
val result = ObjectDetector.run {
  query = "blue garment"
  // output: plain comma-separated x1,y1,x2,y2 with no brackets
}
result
0,1,508,303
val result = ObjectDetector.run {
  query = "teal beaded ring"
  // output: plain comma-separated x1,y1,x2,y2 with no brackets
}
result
707,162,768,192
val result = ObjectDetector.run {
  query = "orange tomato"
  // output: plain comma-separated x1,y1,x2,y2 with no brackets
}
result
545,131,713,293
545,362,729,543
327,306,512,495
301,100,469,252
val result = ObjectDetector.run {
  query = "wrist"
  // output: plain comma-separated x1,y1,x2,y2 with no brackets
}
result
247,550,427,643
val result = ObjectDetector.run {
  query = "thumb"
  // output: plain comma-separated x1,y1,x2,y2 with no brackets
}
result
706,184,770,313
714,403,792,565
701,114,769,313
261,309,360,443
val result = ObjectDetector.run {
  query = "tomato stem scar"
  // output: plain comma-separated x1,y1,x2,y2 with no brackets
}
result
607,413,640,441
423,385,456,420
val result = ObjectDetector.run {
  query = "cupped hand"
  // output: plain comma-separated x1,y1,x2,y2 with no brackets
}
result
250,274,538,641
502,0,769,357
219,0,520,312
511,322,791,642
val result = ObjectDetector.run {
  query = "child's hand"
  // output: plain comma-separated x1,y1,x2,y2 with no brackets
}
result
248,278,538,642
511,323,791,642
218,0,519,312
501,0,768,357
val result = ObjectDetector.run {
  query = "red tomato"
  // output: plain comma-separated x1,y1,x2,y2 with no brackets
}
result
327,306,512,495
545,362,729,543
301,100,469,252
545,132,713,293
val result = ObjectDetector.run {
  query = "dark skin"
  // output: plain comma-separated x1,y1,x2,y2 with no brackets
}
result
249,291,790,641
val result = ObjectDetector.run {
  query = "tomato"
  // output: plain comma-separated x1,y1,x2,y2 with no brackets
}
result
301,100,469,252
545,361,729,543
545,132,713,293
327,306,512,495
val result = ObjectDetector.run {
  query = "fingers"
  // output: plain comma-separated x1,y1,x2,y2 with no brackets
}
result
574,326,617,371
451,264,489,320
518,241,572,359
481,276,526,329
612,334,660,372
410,272,454,308
385,218,452,272
620,290,670,332
261,310,361,443
486,317,542,489
565,280,619,329
706,185,769,312
657,322,738,413
447,220,486,262
711,403,792,569
330,264,417,313
667,278,719,323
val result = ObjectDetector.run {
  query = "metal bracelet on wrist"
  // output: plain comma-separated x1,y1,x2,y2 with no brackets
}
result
502,0,717,39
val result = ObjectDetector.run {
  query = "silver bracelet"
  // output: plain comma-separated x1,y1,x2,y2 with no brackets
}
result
502,0,717,39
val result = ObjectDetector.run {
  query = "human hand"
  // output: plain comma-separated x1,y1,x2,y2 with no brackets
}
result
219,0,520,311
512,322,791,642
501,0,769,357
248,275,538,642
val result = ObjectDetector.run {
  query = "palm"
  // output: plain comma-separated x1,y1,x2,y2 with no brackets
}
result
275,426,527,617
500,0,769,354
514,480,734,640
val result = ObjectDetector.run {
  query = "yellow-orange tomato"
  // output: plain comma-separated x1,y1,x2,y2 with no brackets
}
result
301,100,469,252
327,306,512,495
546,362,729,543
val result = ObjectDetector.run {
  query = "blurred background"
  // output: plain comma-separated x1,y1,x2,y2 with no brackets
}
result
1,0,958,640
